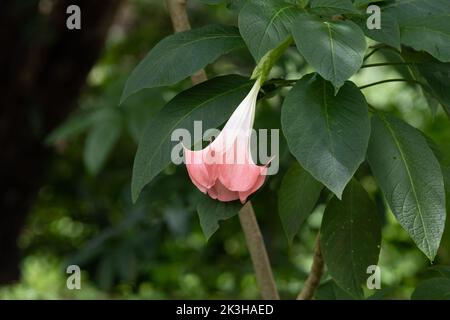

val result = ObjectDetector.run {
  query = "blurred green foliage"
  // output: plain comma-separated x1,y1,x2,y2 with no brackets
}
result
1,0,449,299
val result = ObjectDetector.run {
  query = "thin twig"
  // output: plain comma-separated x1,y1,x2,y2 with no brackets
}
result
165,0,207,85
297,233,324,300
363,45,401,62
165,0,279,300
239,202,280,300
367,103,377,113
361,62,416,69
359,78,426,90
266,78,297,87
363,45,385,61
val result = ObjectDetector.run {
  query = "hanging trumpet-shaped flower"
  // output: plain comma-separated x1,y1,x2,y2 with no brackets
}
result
184,79,267,203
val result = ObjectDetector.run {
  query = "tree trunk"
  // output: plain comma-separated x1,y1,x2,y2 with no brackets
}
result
0,0,123,284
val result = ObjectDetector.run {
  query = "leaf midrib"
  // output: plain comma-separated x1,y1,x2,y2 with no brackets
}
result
322,81,336,158
256,5,296,58
324,22,337,84
402,25,450,37
134,34,243,87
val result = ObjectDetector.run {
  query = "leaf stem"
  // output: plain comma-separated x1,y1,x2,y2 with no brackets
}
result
252,36,294,83
359,78,426,90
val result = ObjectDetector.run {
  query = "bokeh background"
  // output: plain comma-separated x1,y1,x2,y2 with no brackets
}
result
1,0,449,299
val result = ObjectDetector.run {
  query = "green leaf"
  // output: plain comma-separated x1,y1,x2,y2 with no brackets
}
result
411,278,450,300
226,0,248,11
238,0,301,62
367,113,446,260
292,13,366,89
352,0,386,7
122,87,165,143
443,166,450,215
367,287,395,300
84,112,122,175
200,0,225,4
278,162,323,243
197,196,241,240
417,58,450,118
399,50,443,115
429,266,450,279
315,280,355,300
46,108,113,145
444,165,450,199
121,25,245,103
281,74,370,198
321,179,381,299
442,166,450,261
131,75,252,202
203,0,247,7
310,0,360,15
386,0,450,62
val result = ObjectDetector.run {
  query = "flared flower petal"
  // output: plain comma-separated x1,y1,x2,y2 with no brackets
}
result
238,166,267,203
208,179,240,202
184,147,218,191
219,161,262,192
183,79,267,204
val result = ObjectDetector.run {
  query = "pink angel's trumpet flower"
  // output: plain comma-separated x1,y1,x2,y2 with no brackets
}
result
184,79,267,204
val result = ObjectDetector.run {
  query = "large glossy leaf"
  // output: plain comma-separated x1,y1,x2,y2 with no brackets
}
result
417,58,450,118
197,196,242,240
131,75,252,202
429,265,450,279
315,280,355,300
310,0,360,15
352,0,386,7
281,74,370,198
238,0,301,61
227,0,248,11
442,165,450,256
367,287,396,300
321,179,381,299
399,50,443,115
292,13,366,89
367,114,446,260
200,0,225,4
46,108,116,145
411,278,450,300
278,162,323,243
121,25,245,103
385,0,450,62
201,0,247,9
444,166,450,201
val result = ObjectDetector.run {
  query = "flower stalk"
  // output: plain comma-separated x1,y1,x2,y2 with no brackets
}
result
251,36,293,84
